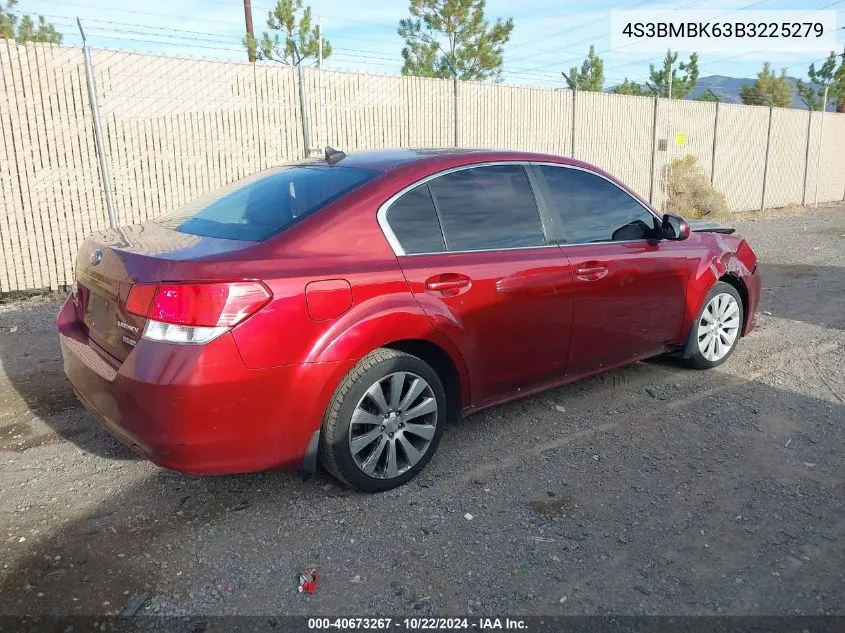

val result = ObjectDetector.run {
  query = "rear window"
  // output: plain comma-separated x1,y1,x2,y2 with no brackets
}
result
156,165,379,241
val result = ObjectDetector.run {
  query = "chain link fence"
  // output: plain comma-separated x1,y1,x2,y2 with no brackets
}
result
1,40,844,293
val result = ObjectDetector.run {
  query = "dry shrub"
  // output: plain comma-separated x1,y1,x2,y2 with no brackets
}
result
667,155,728,219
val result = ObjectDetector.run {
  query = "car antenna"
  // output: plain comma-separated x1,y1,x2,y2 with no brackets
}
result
324,146,346,166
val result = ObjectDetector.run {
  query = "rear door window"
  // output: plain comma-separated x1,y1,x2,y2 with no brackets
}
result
536,166,659,244
427,165,545,251
157,165,378,241
386,184,446,254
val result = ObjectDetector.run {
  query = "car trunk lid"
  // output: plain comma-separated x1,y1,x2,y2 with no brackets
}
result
74,222,256,362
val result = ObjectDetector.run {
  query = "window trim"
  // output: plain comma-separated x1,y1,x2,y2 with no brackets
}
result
377,161,557,257
528,162,662,247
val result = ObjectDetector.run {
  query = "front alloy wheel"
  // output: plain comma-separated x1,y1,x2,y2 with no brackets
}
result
685,281,744,369
697,292,741,362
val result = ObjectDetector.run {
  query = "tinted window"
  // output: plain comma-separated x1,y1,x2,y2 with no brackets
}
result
387,184,446,254
537,166,659,244
157,165,378,241
428,165,545,252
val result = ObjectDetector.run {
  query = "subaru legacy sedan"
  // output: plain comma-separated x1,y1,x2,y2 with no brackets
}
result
58,149,760,491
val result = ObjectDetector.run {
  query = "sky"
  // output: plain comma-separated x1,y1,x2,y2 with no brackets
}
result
13,0,845,87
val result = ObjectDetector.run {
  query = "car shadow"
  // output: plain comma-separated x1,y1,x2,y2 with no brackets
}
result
2,371,843,617
0,296,139,460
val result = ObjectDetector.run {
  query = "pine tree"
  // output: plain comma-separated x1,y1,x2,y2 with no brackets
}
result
698,89,725,103
612,79,648,97
796,52,843,111
649,50,699,99
564,45,604,92
0,0,62,43
244,0,330,65
398,0,514,81
740,63,792,108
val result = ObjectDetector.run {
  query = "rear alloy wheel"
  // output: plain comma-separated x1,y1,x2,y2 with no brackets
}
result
349,372,437,479
685,281,744,369
320,349,447,491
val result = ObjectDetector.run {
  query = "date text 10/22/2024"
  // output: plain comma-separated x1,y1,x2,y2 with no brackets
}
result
306,618,529,630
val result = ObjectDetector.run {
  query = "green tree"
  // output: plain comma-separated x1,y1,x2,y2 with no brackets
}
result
612,78,648,97
796,52,843,111
564,45,604,91
740,62,792,108
0,0,62,43
244,0,330,65
398,0,514,81
649,50,699,99
698,89,725,103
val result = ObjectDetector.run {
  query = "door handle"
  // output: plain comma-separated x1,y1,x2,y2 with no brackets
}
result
425,274,471,295
427,279,469,291
575,264,608,281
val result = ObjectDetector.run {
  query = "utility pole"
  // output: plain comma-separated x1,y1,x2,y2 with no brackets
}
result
812,83,829,205
318,16,324,152
663,64,675,211
243,0,255,62
77,17,118,229
645,60,674,211
422,34,460,148
453,72,460,148
292,42,312,157
839,46,845,113
561,71,577,158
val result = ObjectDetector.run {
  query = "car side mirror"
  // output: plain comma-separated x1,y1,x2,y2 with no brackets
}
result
662,214,690,241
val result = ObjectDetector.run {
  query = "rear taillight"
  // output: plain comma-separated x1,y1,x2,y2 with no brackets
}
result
125,281,271,345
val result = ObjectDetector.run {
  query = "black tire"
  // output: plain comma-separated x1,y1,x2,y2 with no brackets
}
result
319,348,448,492
684,281,744,370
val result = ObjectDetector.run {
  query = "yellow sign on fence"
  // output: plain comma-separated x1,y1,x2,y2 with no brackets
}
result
675,132,687,146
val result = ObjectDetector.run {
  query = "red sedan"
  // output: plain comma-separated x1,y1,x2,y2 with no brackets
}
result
58,149,760,491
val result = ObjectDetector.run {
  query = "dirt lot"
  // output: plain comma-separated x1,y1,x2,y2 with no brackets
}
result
1,205,844,617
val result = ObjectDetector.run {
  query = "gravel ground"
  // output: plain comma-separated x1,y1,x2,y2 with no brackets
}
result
1,205,843,617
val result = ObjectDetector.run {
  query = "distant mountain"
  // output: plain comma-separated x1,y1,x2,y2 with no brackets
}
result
608,75,818,109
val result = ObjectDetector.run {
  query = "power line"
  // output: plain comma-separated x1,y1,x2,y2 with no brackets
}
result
10,10,245,41
14,9,407,57
28,0,242,26
507,0,716,68
16,4,842,88
36,18,249,47
59,31,247,54
508,0,659,59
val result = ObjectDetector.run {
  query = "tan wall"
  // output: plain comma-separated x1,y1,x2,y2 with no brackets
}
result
805,112,845,206
766,108,811,209
460,81,572,155
1,41,844,292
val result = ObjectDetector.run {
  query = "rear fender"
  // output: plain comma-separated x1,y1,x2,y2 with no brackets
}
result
304,295,472,408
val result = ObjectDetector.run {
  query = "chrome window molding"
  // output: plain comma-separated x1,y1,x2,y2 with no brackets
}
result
376,160,662,257
377,161,544,257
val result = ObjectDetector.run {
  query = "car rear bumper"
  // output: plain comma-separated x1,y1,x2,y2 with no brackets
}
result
57,296,353,474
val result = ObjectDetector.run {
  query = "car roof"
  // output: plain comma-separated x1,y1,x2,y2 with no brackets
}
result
309,148,582,172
